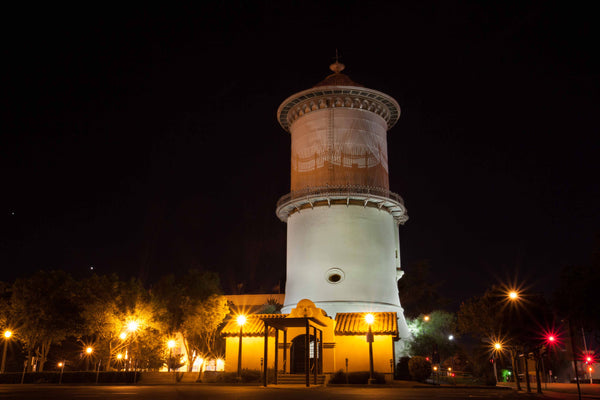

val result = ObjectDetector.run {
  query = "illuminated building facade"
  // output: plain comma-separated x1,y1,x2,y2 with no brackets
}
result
222,62,412,382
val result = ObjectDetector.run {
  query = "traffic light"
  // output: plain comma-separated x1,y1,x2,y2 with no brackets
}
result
544,332,559,346
583,352,596,365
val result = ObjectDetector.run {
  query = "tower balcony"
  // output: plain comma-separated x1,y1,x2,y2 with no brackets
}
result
276,185,408,225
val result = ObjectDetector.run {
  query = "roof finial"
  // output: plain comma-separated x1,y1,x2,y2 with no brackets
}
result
329,49,345,74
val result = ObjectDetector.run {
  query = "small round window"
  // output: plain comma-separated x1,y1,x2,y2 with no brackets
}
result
325,268,345,284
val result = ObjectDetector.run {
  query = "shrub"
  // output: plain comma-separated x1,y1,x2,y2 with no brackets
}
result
328,369,347,384
328,370,386,384
396,356,411,380
408,356,432,382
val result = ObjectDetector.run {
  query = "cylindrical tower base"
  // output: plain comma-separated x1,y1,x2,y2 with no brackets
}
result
280,204,410,339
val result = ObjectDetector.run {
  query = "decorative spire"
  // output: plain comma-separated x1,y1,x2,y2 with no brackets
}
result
329,49,345,74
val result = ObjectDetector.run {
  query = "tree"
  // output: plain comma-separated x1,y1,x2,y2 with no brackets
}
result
0,281,12,331
406,310,458,363
181,294,229,378
553,262,600,333
11,270,81,371
151,269,227,373
398,260,448,318
257,297,283,314
80,275,166,371
457,285,550,344
457,286,552,384
408,356,432,382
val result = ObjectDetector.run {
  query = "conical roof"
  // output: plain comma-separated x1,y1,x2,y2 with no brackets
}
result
313,61,363,88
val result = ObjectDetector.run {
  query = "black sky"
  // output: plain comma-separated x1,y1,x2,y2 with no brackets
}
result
1,2,598,306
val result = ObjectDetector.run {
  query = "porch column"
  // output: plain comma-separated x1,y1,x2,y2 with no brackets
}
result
274,328,279,385
319,329,323,374
263,323,269,387
305,319,310,387
283,330,287,374
313,326,317,384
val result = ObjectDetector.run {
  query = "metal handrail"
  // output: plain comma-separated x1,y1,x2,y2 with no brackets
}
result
276,185,405,208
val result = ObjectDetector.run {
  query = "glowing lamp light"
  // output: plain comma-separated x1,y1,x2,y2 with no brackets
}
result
168,340,176,349
216,358,225,371
119,332,127,340
58,362,63,368
127,320,140,332
423,315,430,322
116,353,123,360
365,313,375,325
3,331,11,339
586,356,592,363
548,335,555,342
236,315,247,326
494,342,502,350
86,347,93,355
448,335,454,341
433,366,438,371
508,291,519,300
448,367,452,371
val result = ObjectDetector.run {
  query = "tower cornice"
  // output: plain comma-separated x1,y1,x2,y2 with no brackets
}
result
276,185,408,225
277,85,401,132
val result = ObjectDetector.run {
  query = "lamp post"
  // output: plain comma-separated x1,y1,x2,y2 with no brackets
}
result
365,313,375,384
126,320,140,371
58,361,65,384
167,339,176,372
1,330,12,374
116,353,123,371
493,342,502,384
85,347,93,371
237,315,246,379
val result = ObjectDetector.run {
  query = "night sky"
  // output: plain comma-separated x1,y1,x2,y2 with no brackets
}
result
2,2,598,307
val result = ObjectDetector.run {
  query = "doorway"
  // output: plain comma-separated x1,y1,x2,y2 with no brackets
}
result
290,334,321,374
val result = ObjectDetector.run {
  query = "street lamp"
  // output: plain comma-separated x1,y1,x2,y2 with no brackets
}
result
167,339,176,372
127,321,140,332
126,320,140,371
423,315,430,322
58,361,65,384
1,330,12,374
492,342,502,384
365,313,376,385
237,315,246,379
85,346,93,371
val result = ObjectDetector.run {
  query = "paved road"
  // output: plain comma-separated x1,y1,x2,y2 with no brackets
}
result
0,384,539,400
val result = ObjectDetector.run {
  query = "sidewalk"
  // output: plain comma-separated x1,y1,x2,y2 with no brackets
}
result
498,382,600,399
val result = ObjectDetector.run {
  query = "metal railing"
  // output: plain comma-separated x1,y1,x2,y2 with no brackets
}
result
276,185,405,208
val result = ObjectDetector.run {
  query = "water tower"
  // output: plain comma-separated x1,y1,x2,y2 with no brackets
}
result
276,61,410,339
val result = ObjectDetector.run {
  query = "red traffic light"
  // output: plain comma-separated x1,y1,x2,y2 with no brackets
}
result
541,328,562,347
586,356,592,363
